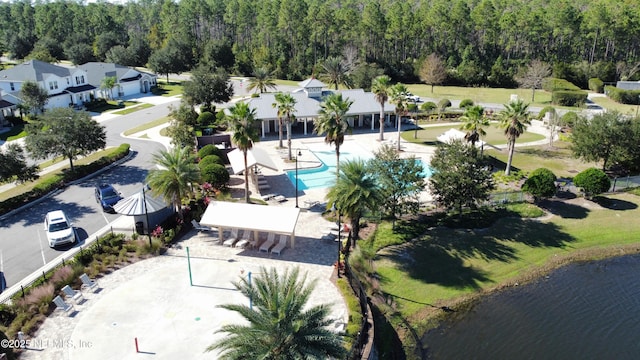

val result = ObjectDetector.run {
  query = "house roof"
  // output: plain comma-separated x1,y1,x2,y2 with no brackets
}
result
298,78,326,88
246,89,395,120
200,201,301,242
0,60,70,82
65,84,97,93
77,62,155,88
0,99,14,108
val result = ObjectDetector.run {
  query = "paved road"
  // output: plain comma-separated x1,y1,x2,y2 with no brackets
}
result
0,98,179,288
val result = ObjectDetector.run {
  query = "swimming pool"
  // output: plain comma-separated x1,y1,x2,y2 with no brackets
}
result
286,145,373,190
287,144,432,190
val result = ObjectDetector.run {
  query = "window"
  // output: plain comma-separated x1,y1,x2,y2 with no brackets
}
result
9,82,14,91
49,81,58,90
75,75,85,84
66,78,70,85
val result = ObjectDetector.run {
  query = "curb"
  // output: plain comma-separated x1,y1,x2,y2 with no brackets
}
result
0,148,136,222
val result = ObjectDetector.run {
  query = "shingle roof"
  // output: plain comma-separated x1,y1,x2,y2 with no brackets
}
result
0,99,14,108
298,78,326,88
0,60,71,82
77,62,154,87
247,89,395,120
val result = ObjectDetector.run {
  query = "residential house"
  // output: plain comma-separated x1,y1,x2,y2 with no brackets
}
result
78,62,157,99
0,60,96,110
246,78,396,138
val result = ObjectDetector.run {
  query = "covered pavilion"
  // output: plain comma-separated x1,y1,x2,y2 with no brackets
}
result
199,201,301,247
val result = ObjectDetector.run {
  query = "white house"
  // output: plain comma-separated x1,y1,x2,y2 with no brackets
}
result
78,62,157,99
0,60,96,110
246,78,396,138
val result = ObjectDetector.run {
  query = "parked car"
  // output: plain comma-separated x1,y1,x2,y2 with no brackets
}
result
403,92,421,102
44,210,76,248
95,184,122,212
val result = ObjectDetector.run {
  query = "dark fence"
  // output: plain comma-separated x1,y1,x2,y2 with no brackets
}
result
344,233,376,360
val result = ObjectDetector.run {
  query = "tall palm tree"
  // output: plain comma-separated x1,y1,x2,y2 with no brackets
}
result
272,92,297,159
320,56,352,90
327,159,381,240
315,93,353,181
227,102,260,203
371,75,392,141
207,266,346,359
499,99,531,175
459,105,490,157
247,67,277,94
389,83,409,152
146,146,200,212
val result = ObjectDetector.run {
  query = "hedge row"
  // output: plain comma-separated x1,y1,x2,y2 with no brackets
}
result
604,86,640,105
542,77,581,92
551,90,588,106
589,78,604,93
0,144,130,216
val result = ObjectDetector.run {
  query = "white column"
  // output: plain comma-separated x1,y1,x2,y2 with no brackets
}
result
304,118,308,135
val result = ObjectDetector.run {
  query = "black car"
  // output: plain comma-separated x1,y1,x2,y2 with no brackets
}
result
95,184,122,212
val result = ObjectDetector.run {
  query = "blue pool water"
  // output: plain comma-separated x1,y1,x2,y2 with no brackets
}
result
287,149,432,190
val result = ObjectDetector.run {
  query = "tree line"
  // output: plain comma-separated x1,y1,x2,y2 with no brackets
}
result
1,0,640,88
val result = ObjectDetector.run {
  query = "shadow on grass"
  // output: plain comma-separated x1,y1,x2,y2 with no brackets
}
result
378,217,575,289
517,148,566,159
0,124,25,141
538,199,589,219
593,196,638,211
380,241,490,290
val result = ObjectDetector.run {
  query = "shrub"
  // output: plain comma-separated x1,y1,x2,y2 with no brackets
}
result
407,103,418,112
560,111,578,129
197,144,222,159
574,168,611,198
551,90,587,106
438,98,451,110
421,101,437,112
197,111,216,127
522,168,557,201
588,78,604,93
16,283,54,313
542,78,580,92
604,86,640,105
49,265,75,289
459,99,474,108
201,163,230,189
199,154,223,168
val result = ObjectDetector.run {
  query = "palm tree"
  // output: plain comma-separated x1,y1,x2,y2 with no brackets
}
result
247,67,277,94
389,83,409,152
100,76,117,99
320,56,352,90
146,146,200,212
272,92,297,159
371,75,392,141
459,105,490,157
499,99,531,175
207,266,346,359
327,159,381,240
227,102,260,203
315,93,353,181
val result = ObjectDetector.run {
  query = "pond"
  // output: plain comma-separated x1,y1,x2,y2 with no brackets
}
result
422,255,640,360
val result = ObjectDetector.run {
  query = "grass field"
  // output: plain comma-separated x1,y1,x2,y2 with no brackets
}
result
112,103,154,115
0,124,26,141
153,81,183,97
122,116,170,136
401,123,545,147
372,192,640,336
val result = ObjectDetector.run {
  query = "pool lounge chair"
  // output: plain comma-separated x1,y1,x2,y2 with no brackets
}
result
191,219,216,232
235,230,252,248
271,235,288,255
259,233,276,252
223,228,240,247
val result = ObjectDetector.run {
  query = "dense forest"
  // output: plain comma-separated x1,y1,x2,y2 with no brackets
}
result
2,0,640,88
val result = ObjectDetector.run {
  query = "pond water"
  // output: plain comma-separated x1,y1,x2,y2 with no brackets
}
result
422,255,640,360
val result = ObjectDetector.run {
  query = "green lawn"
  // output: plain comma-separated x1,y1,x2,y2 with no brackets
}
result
0,148,118,202
153,81,183,97
373,192,640,322
0,124,26,141
112,103,154,115
406,85,552,107
401,123,545,147
122,116,170,136
484,140,598,178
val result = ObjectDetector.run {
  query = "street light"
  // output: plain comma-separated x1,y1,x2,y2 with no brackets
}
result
332,204,342,278
294,149,302,208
